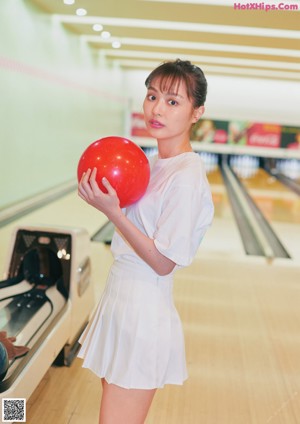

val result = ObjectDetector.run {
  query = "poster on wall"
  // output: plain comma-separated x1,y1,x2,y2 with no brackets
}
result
191,119,300,150
229,122,281,148
191,120,229,144
280,126,300,149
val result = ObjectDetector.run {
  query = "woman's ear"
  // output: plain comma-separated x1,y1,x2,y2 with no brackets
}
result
192,105,205,123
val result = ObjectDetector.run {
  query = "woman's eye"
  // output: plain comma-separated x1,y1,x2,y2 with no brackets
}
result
148,95,156,101
168,99,177,106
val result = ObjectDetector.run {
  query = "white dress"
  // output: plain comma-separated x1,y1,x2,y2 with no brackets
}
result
78,152,214,389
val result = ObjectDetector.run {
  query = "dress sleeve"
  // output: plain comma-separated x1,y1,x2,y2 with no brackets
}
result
153,183,214,267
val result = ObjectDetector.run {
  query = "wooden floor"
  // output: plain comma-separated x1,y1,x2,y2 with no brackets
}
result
26,254,300,424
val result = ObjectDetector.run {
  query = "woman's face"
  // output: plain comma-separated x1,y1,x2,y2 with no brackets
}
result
143,77,203,142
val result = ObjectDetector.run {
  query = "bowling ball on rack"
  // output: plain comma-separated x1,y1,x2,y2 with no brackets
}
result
77,136,150,208
0,342,9,381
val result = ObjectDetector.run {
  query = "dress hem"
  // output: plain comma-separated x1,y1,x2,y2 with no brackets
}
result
78,360,188,390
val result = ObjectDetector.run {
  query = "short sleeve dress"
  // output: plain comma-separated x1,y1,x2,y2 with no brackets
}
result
78,152,214,389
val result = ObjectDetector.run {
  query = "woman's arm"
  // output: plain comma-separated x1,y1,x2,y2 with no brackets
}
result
78,168,176,276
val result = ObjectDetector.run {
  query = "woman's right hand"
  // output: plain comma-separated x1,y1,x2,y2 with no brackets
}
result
78,167,122,219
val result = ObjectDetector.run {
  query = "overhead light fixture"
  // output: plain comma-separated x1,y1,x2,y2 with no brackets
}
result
93,24,103,32
76,8,87,16
112,40,121,49
63,0,75,5
101,31,111,39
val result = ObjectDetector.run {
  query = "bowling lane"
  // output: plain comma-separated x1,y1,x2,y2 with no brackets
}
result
240,169,300,223
236,167,300,261
199,166,246,260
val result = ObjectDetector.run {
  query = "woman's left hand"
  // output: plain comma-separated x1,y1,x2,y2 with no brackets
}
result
78,168,121,218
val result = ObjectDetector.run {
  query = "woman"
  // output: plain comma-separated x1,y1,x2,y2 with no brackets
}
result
78,59,214,424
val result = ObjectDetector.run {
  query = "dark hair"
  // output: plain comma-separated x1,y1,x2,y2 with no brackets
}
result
145,59,207,108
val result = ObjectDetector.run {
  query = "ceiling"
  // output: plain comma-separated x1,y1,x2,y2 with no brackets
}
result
30,0,300,82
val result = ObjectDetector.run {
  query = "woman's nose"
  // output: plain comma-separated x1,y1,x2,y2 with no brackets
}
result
152,99,164,116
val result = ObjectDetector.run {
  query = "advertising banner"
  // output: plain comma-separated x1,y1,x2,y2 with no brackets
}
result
191,119,299,150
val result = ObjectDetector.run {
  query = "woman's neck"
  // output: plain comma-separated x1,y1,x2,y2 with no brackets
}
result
157,138,193,159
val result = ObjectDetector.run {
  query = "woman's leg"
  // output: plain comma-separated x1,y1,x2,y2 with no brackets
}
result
99,379,156,424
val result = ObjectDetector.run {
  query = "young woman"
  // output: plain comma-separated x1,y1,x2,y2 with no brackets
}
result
77,59,214,424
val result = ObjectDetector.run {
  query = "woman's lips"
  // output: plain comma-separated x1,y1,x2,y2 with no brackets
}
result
149,119,164,129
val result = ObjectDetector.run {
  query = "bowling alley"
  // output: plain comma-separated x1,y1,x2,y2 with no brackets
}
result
0,1,299,423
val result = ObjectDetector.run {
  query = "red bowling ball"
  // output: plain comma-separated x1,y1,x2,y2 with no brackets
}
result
77,136,150,208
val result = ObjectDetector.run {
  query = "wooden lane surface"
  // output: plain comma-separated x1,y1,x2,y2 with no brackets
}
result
230,167,300,260
206,168,231,219
239,169,300,224
200,168,246,259
26,256,300,424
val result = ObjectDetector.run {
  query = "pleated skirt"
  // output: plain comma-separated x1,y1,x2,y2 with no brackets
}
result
77,258,188,389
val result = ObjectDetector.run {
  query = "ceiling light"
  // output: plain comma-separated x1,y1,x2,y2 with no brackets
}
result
63,0,75,5
93,24,103,32
76,8,87,16
101,31,111,39
112,40,121,49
